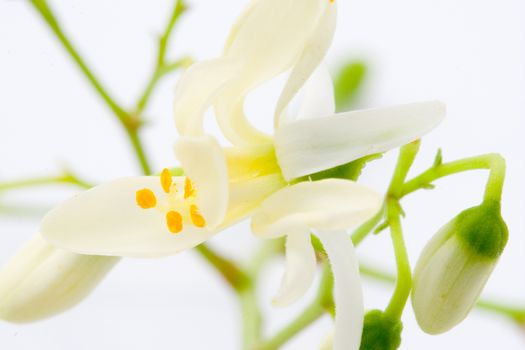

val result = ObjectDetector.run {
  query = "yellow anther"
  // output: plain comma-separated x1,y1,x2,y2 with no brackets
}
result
190,205,206,228
166,211,183,234
184,178,196,199
136,189,157,209
160,168,173,194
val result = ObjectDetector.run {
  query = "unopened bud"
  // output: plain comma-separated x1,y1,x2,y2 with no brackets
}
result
359,310,402,350
411,201,508,334
0,235,119,323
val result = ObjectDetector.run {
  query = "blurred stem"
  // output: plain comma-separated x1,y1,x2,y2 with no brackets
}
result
360,263,525,325
135,0,191,114
258,264,334,350
0,171,91,192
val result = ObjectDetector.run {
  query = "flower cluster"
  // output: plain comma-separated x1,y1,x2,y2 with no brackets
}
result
0,0,509,349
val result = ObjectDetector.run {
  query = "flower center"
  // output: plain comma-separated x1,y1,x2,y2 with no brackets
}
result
135,168,206,234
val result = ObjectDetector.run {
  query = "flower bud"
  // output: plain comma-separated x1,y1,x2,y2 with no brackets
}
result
0,235,119,323
411,201,508,334
359,310,402,350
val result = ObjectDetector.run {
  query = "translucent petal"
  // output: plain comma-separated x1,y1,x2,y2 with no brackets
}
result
173,59,240,137
272,232,317,307
0,235,118,323
274,3,337,127
214,0,332,145
251,179,382,239
275,101,446,180
41,177,218,258
316,230,364,350
174,135,229,228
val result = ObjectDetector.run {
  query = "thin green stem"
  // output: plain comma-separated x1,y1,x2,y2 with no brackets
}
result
29,0,151,175
135,0,190,114
0,172,91,192
402,153,506,203
258,265,333,350
384,199,412,320
351,205,385,246
240,287,263,350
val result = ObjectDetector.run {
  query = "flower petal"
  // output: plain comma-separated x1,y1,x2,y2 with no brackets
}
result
173,59,240,137
174,135,229,228
316,230,364,350
274,3,337,128
0,235,118,323
295,65,336,121
274,101,446,180
251,179,382,239
214,0,331,145
41,177,218,258
272,232,317,307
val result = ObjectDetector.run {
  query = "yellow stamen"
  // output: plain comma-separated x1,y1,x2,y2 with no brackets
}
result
166,211,183,234
160,168,173,194
190,205,206,228
136,189,157,209
184,178,195,199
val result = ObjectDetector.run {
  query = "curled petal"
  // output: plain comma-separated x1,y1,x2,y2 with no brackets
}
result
272,232,317,307
274,101,446,180
0,235,118,323
174,135,229,228
173,59,240,137
41,177,218,258
251,179,382,239
274,2,337,127
316,230,364,350
215,0,332,145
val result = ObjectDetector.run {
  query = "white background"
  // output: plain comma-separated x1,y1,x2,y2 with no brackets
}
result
1,0,525,349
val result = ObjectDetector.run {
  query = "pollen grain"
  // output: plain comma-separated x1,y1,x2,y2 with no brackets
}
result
160,168,173,194
166,211,183,234
190,205,206,228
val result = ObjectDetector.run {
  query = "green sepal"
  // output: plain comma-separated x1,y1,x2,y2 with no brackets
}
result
454,201,508,260
360,310,403,350
334,61,367,111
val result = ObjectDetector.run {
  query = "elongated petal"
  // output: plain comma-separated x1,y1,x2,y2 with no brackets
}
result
295,66,336,121
41,177,218,258
274,3,337,127
174,136,229,228
214,0,332,145
272,232,317,307
251,179,382,239
0,235,118,323
316,230,364,350
274,101,446,180
173,59,240,137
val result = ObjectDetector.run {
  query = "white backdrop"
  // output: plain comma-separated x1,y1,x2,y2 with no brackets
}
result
1,0,524,349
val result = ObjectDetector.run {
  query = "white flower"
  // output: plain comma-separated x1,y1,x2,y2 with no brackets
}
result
2,0,445,344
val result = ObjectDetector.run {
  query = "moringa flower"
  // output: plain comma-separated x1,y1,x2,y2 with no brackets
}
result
1,0,445,344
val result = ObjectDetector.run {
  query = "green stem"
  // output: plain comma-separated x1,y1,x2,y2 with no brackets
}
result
351,205,385,246
382,141,420,320
240,287,263,350
29,0,151,175
135,0,190,114
402,153,506,203
0,172,91,192
258,264,334,350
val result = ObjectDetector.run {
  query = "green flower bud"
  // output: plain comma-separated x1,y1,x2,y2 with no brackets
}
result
359,310,403,350
0,235,119,323
412,201,508,334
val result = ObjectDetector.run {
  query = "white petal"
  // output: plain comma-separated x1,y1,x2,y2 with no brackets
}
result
295,65,336,121
174,135,229,228
274,3,337,128
41,177,219,258
173,59,240,137
316,230,364,350
0,235,118,323
251,179,382,239
275,101,446,180
272,232,317,307
214,0,331,145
